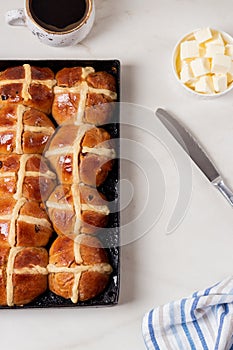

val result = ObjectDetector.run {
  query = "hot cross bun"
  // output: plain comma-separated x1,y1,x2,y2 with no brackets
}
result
47,183,109,236
52,67,117,125
0,244,48,306
48,235,112,303
0,64,56,114
0,198,52,247
45,123,115,187
0,154,56,201
0,104,55,154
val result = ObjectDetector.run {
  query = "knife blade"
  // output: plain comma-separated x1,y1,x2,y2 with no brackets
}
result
156,108,233,207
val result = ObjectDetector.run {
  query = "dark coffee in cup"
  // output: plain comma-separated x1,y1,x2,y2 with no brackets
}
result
7,0,94,46
29,0,88,31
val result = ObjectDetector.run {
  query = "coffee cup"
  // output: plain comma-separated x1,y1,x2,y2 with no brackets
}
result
5,0,95,47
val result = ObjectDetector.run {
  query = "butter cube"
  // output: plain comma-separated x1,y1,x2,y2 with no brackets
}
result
180,62,194,83
180,40,199,60
211,54,231,74
195,76,214,94
206,33,225,46
212,74,227,92
225,44,233,59
190,58,211,77
194,27,212,44
205,44,225,57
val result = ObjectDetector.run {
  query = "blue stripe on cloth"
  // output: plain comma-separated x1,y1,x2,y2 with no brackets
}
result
204,287,212,296
148,310,160,350
142,318,150,350
180,298,196,350
191,296,209,350
214,304,229,350
169,301,185,350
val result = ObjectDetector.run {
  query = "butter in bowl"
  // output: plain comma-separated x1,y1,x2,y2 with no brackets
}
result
173,27,233,96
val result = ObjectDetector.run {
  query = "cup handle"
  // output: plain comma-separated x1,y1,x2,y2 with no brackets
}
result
5,9,27,27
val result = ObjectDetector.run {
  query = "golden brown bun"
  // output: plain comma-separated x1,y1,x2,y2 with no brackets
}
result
0,246,48,306
0,197,52,247
46,124,114,187
55,67,83,87
0,65,55,114
0,154,56,201
87,71,116,91
52,67,117,125
0,104,55,154
47,184,109,236
48,235,112,302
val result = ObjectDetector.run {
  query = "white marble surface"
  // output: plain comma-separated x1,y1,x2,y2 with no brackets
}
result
1,0,233,349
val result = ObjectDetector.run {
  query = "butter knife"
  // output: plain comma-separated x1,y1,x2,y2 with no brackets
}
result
156,108,233,207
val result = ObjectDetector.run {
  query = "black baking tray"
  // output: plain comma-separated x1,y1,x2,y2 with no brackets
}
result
0,59,120,309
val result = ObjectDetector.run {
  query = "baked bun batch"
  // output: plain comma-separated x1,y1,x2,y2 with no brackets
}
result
0,64,117,307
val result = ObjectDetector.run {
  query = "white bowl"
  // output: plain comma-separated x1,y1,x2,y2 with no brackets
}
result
172,28,233,97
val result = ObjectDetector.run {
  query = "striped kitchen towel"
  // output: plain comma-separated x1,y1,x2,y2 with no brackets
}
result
142,276,233,350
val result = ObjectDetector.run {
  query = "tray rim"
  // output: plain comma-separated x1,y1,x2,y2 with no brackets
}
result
0,58,121,310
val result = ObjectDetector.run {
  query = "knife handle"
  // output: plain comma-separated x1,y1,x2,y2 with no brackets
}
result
213,177,233,207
